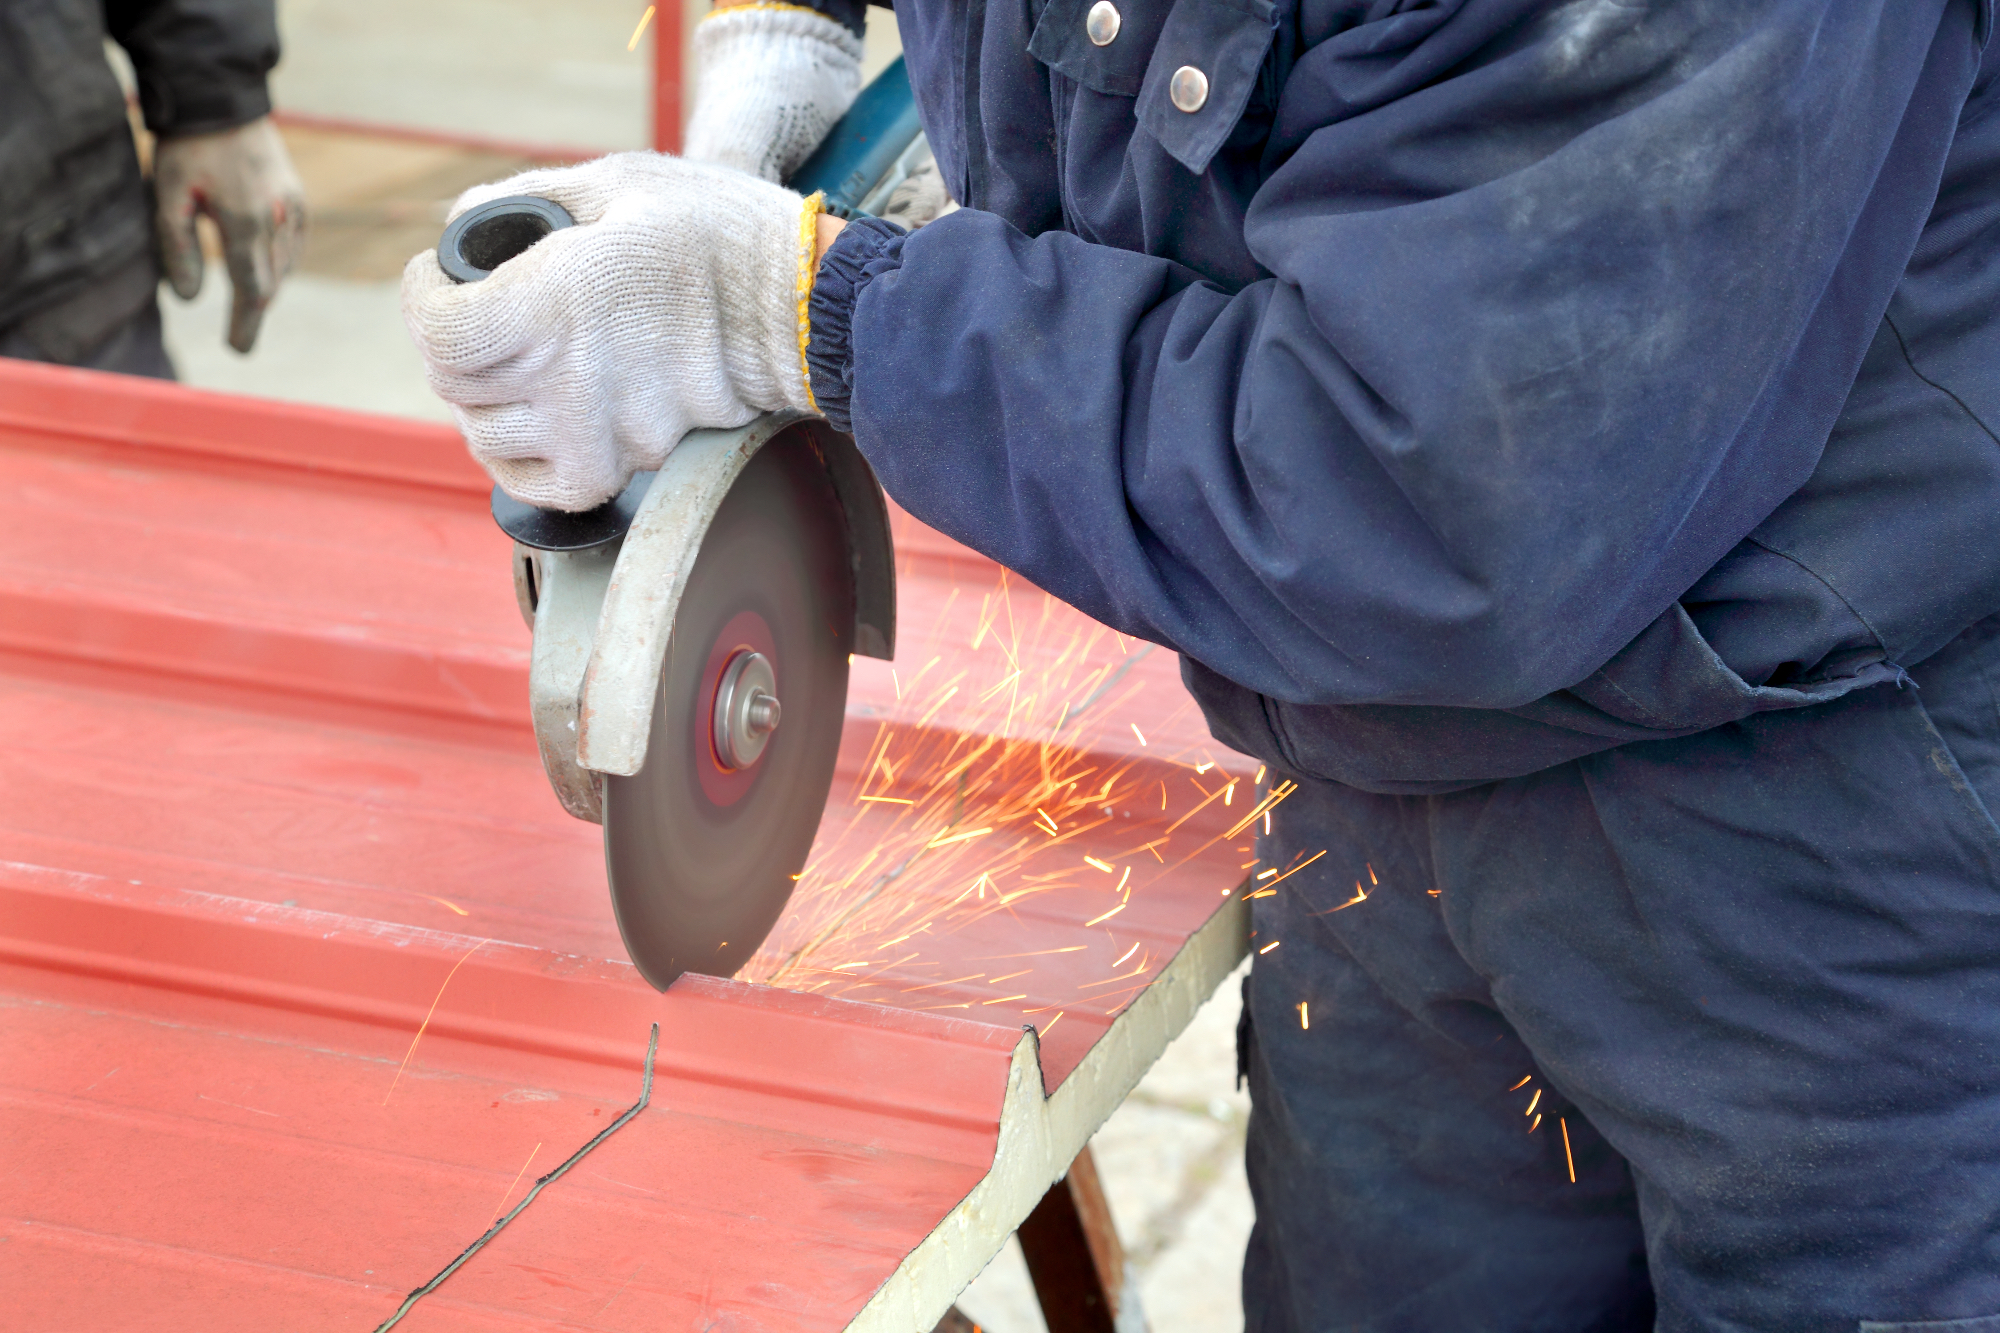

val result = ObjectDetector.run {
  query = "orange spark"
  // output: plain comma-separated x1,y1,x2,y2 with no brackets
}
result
1530,1113,1542,1133
1326,879,1370,913
1084,856,1114,873
1131,723,1148,746
1508,1074,1533,1091
383,938,487,1105
1083,903,1126,927
1226,781,1297,839
1297,1001,1309,1029
859,796,914,804
1258,940,1281,954
495,1141,542,1218
974,946,1087,960
1163,782,1229,835
625,4,655,50
1077,962,1152,990
1111,941,1140,968
1524,1089,1542,1117
1561,1118,1576,1182
1266,849,1327,887
914,683,961,728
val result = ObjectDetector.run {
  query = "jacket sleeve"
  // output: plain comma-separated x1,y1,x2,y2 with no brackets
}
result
810,0,1984,708
777,0,893,39
104,0,278,135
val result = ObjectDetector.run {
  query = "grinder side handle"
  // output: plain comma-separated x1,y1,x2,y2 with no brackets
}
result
436,195,652,553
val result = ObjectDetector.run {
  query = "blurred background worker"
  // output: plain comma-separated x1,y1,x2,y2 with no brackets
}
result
407,1,2000,1328
0,0,306,378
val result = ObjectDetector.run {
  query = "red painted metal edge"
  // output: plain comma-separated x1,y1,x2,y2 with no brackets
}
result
0,357,486,498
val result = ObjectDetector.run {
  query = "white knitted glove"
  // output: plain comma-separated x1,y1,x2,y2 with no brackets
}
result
153,116,308,353
401,153,822,512
683,3,863,183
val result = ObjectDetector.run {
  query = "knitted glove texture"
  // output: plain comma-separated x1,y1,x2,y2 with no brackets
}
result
402,153,819,513
683,4,863,183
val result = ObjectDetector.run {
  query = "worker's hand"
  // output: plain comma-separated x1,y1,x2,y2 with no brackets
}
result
682,2,863,183
401,153,821,513
153,117,308,354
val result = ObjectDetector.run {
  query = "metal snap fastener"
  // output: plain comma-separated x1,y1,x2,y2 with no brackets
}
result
1169,64,1209,113
1086,0,1120,46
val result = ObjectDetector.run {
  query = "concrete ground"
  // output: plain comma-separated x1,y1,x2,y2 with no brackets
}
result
152,5,1261,1328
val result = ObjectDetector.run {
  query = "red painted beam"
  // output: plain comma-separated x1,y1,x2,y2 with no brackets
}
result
653,0,685,153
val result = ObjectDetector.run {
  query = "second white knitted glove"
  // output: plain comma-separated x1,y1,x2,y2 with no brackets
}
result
401,153,821,512
683,3,864,183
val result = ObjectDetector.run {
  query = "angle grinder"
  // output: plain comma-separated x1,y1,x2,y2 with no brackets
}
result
435,62,921,988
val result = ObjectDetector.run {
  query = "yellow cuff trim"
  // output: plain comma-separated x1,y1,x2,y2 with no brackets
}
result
796,191,825,416
699,2,834,25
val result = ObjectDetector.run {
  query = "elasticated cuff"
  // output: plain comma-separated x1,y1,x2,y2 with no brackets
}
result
141,80,273,137
801,0,871,36
806,216,907,434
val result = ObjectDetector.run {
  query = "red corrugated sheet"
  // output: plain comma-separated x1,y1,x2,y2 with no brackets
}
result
0,359,1251,1329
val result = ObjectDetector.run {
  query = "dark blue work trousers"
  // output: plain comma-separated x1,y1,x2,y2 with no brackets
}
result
1243,616,2000,1332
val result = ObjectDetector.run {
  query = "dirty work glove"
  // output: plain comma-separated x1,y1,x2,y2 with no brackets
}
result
682,2,863,183
153,116,308,354
401,153,823,512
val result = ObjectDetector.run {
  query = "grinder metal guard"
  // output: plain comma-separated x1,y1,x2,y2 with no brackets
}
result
438,61,921,988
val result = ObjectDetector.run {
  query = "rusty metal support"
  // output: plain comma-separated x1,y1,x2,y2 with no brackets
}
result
1018,1146,1143,1333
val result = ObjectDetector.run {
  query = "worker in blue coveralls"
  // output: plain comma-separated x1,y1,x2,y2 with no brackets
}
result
403,1,2000,1327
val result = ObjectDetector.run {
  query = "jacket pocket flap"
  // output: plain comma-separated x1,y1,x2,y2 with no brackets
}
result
1028,0,1169,98
1136,0,1276,174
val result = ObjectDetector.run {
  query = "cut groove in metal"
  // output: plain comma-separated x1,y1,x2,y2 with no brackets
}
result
373,1023,658,1331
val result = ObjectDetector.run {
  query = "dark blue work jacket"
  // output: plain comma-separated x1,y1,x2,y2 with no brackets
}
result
807,0,2000,793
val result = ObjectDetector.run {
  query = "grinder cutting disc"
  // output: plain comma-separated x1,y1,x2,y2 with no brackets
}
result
602,427,855,989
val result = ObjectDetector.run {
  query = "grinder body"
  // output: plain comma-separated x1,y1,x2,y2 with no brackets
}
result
441,64,921,988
